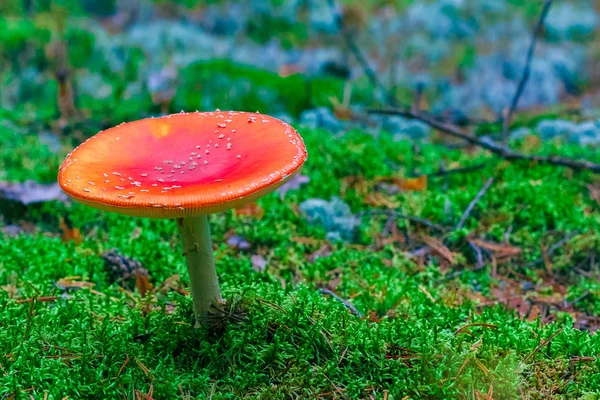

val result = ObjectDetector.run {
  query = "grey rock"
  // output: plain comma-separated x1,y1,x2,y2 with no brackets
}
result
200,3,246,35
546,3,598,40
38,132,62,153
571,120,600,145
126,21,221,67
406,0,477,38
374,116,430,140
147,65,178,104
299,197,359,242
76,72,114,100
0,181,68,205
309,0,339,33
300,107,342,131
536,119,577,140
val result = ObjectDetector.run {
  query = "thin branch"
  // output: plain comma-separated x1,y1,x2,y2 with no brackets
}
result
456,177,494,230
369,108,600,173
356,209,447,231
526,230,580,267
415,163,487,178
320,288,363,318
327,0,399,107
503,0,553,144
523,327,563,363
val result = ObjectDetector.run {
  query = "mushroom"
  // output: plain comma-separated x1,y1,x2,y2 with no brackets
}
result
58,111,307,324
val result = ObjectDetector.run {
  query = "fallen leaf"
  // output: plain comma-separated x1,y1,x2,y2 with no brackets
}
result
157,274,189,295
17,296,59,304
341,176,369,198
291,236,325,246
364,192,400,208
399,175,427,191
59,217,83,244
333,106,354,120
420,235,455,264
234,202,264,219
308,243,334,262
326,268,343,290
277,174,310,199
279,63,304,77
0,181,68,205
130,227,142,240
376,175,427,192
56,277,95,290
135,274,152,297
469,238,521,260
1,285,18,298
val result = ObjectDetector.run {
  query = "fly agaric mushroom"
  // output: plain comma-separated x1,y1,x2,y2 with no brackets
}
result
58,111,307,324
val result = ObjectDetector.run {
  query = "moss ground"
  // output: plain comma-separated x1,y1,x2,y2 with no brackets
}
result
1,119,599,399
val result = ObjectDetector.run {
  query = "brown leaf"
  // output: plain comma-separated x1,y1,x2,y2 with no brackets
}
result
469,239,521,259
17,296,59,304
376,175,428,192
59,217,82,244
420,235,455,264
291,237,325,246
333,106,354,120
279,63,304,77
56,277,95,290
130,227,142,240
326,268,343,290
234,202,264,219
157,274,188,296
341,176,369,198
364,192,400,208
308,243,334,263
135,274,152,298
398,175,427,191
1,285,18,298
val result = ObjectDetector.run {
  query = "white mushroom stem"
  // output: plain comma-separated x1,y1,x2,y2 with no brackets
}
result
176,215,223,326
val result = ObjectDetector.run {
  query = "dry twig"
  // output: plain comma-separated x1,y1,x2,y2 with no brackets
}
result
320,288,363,318
456,178,494,230
369,109,600,173
523,328,563,362
503,0,553,144
526,231,580,267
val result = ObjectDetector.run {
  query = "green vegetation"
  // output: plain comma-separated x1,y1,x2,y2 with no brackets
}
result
1,118,599,398
1,0,600,398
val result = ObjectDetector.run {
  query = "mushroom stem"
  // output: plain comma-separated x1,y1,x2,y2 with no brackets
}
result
176,215,223,326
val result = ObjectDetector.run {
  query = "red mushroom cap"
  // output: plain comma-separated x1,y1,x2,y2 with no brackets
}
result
58,111,307,218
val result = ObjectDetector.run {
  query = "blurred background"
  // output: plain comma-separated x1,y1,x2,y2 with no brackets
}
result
1,0,600,145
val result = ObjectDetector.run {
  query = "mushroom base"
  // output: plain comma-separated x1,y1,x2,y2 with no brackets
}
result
176,215,224,326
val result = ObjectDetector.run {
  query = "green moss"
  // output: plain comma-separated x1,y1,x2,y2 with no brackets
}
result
1,120,599,398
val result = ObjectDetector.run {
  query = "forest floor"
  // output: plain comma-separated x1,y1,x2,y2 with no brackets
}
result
1,1,600,399
1,117,599,399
